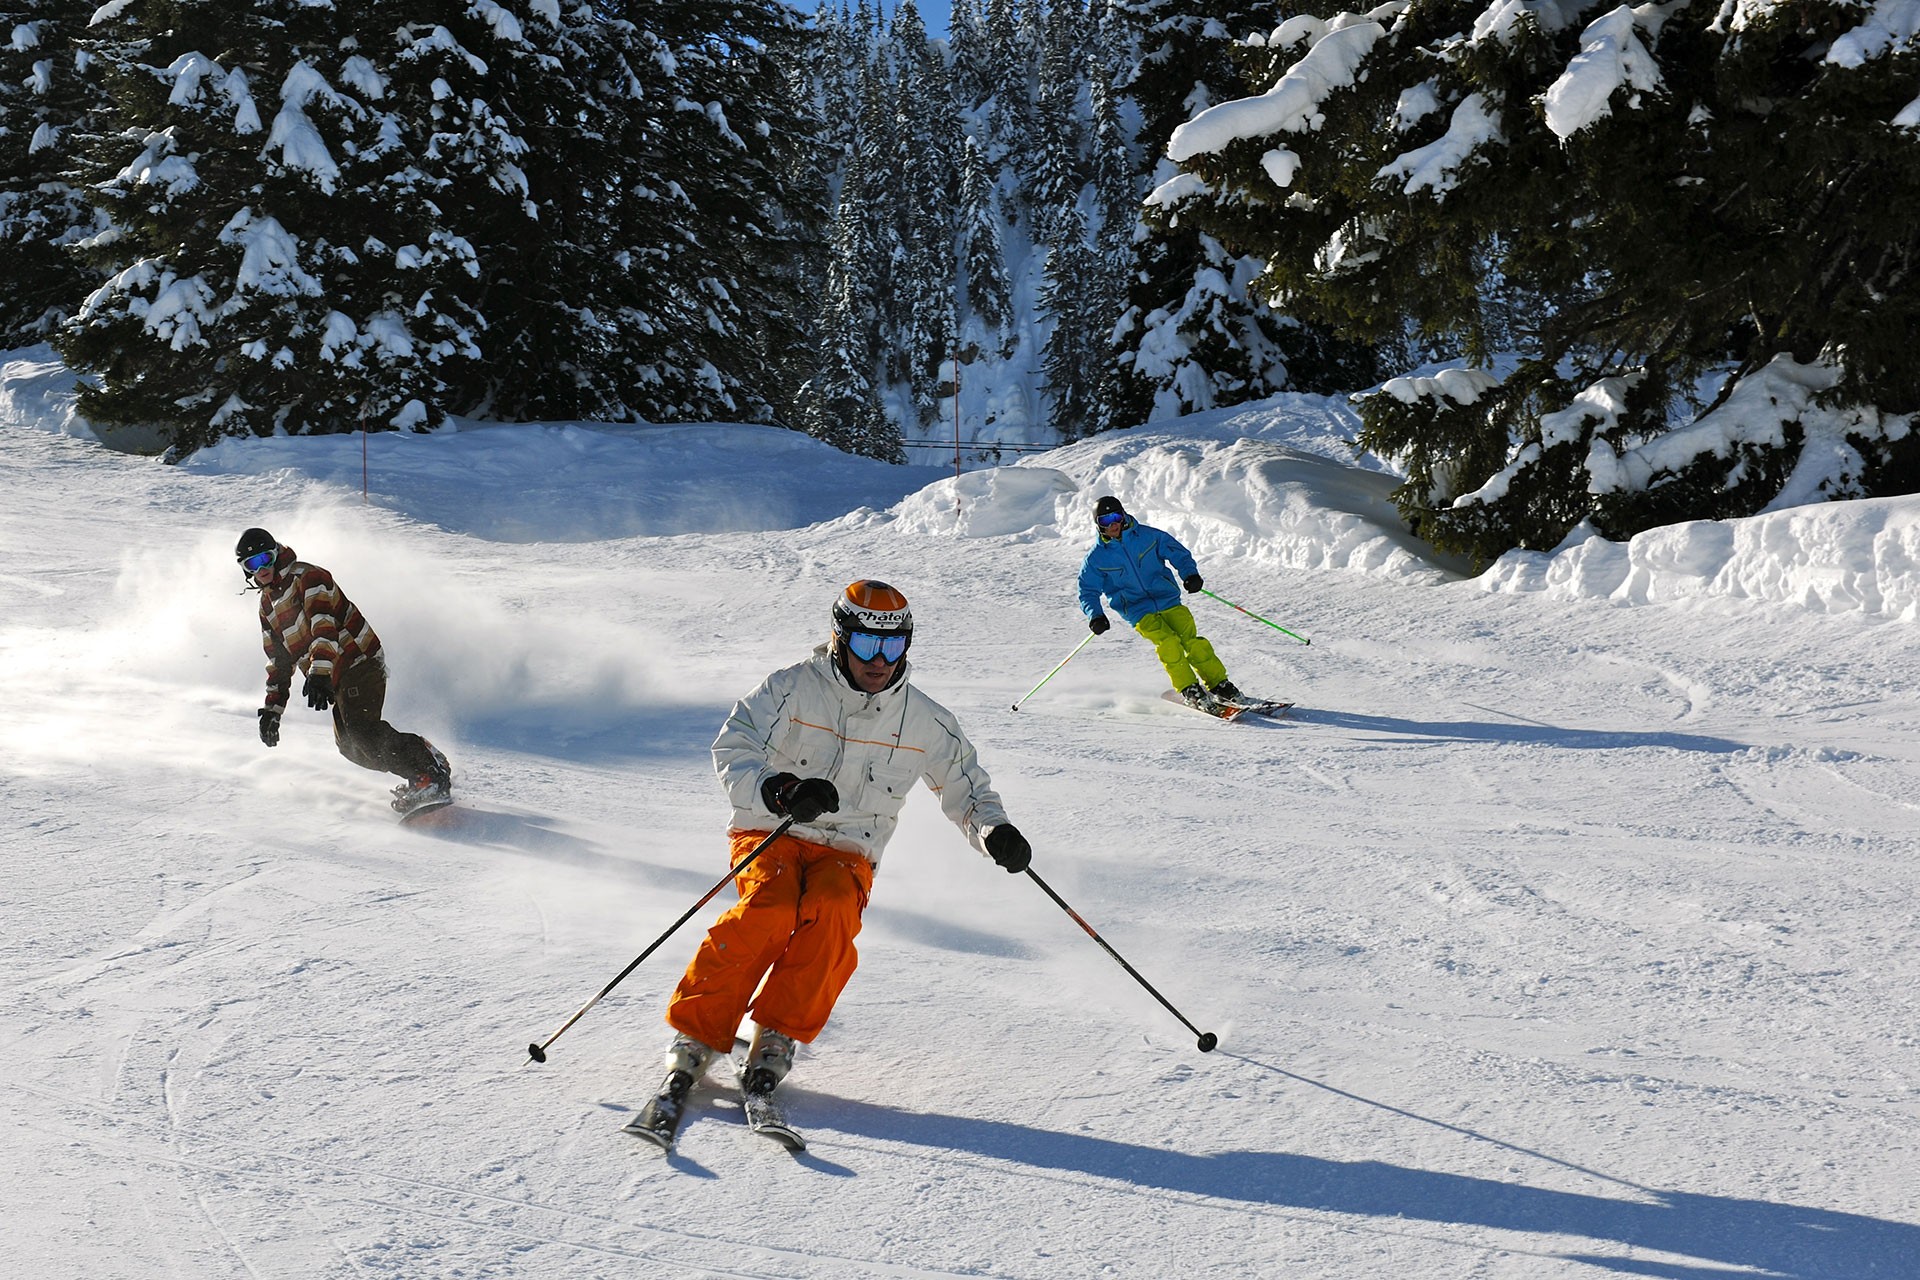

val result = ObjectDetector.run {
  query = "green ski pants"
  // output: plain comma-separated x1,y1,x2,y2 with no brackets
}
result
1134,604,1228,691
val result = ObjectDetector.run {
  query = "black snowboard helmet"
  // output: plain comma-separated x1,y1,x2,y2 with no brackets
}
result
235,527,278,585
1094,495,1127,535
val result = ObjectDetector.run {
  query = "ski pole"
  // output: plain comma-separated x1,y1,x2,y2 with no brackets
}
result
1011,632,1096,711
1024,866,1218,1053
527,816,796,1063
1200,588,1310,645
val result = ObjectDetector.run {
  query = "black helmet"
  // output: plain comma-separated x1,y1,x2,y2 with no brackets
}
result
1093,496,1127,532
236,527,279,586
235,528,277,561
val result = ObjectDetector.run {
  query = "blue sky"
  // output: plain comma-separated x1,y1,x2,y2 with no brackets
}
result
814,0,953,39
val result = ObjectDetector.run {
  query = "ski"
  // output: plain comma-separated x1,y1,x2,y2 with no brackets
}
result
732,1053,806,1151
1160,689,1293,721
623,1069,697,1151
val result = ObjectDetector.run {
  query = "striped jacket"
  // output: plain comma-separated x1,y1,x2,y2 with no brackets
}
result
256,546,382,709
712,645,1011,869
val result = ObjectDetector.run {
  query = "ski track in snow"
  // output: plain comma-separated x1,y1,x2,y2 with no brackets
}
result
3,403,1919,1278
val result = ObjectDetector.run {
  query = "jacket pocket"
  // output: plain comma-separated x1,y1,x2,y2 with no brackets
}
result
854,760,919,815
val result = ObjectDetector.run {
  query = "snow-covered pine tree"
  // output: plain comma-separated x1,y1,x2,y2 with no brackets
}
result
982,0,1033,167
1038,203,1103,439
0,0,105,345
796,144,902,461
889,0,958,428
602,0,823,427
1023,0,1085,232
1112,0,1364,427
1086,67,1136,433
956,134,1014,358
1159,0,1920,563
850,40,907,374
59,0,499,456
436,0,628,423
948,0,994,113
809,2,864,157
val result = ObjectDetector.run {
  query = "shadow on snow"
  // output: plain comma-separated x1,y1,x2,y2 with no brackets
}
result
1291,708,1749,754
808,1076,1915,1279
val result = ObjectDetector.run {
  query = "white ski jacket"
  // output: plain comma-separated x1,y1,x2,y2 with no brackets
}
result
712,645,1011,869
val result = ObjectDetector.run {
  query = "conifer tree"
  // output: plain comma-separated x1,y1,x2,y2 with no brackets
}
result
1024,0,1085,226
1112,0,1362,426
593,0,823,427
1158,0,1920,561
948,0,994,111
0,0,104,345
889,1,958,426
1039,204,1103,439
58,0,501,456
957,135,1014,357
797,147,902,461
982,0,1032,165
1087,70,1136,431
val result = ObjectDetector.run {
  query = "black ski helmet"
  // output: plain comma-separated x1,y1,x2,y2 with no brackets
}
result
236,527,277,561
235,528,278,585
1094,495,1126,532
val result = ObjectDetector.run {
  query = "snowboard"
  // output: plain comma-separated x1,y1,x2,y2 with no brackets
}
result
395,792,454,822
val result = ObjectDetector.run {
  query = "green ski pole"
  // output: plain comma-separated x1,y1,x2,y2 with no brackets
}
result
1200,588,1311,645
1011,632,1097,711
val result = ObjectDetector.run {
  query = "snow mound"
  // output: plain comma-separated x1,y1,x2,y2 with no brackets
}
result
892,464,1080,538
894,432,1464,583
1481,498,1920,619
0,346,92,440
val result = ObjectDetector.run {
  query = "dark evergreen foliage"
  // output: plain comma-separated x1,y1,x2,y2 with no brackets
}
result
1111,0,1363,425
1157,0,1920,562
0,0,103,345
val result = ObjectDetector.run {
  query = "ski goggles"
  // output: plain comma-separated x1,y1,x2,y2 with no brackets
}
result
241,548,275,573
845,630,909,663
1097,512,1126,529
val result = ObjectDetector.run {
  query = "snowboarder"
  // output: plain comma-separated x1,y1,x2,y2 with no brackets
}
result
638,579,1030,1144
1078,495,1245,714
235,528,452,815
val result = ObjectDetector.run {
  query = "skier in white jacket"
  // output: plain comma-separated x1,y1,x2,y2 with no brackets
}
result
654,579,1031,1099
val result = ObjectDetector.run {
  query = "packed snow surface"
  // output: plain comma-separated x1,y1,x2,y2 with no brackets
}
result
4,350,1918,1278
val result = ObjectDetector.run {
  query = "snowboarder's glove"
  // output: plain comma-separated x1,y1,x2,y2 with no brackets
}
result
1088,614,1110,635
763,773,840,824
985,824,1031,874
1183,574,1203,593
303,672,333,711
257,706,281,747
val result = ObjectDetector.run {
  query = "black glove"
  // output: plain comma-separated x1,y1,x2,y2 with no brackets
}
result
1088,614,1110,635
762,772,841,824
1183,574,1203,593
257,706,281,747
985,824,1031,874
303,672,333,711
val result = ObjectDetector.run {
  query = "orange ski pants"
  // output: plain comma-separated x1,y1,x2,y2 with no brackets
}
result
665,829,875,1054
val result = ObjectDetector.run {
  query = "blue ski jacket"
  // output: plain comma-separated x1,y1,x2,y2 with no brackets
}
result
1077,517,1199,626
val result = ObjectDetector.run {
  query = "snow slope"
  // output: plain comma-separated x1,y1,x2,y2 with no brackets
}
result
4,359,1918,1278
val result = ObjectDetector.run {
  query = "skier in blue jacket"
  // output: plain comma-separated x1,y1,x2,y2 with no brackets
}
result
1077,495,1245,713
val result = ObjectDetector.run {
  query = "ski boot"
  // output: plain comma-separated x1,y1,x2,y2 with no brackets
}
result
741,1025,797,1097
624,1035,718,1150
1179,681,1221,714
